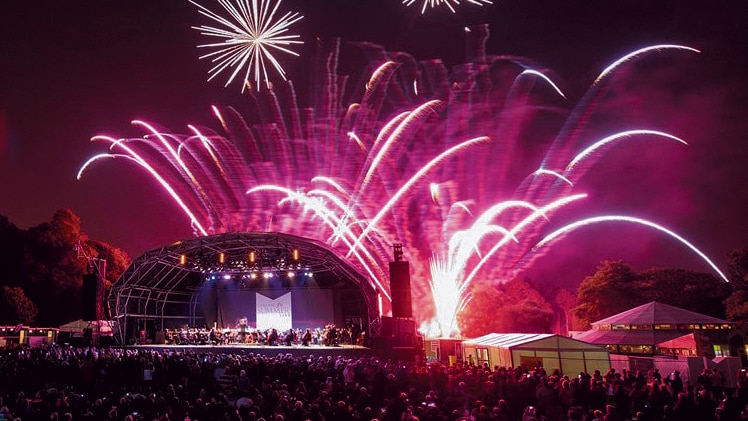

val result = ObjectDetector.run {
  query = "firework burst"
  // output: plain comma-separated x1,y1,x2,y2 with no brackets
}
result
190,0,303,92
403,0,493,14
80,31,722,339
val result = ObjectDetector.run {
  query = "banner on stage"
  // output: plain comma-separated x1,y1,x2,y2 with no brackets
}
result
256,292,292,331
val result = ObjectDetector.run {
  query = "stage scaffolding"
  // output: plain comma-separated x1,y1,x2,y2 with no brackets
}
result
109,232,381,344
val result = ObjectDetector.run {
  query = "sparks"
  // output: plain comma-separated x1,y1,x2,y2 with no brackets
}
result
402,0,493,14
190,0,304,92
534,216,730,283
79,38,721,338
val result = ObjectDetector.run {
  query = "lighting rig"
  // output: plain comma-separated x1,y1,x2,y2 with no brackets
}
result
177,247,313,288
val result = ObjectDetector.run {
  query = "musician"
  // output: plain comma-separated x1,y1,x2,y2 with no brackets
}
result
302,328,312,346
267,328,279,346
283,329,295,346
209,328,221,345
164,329,174,344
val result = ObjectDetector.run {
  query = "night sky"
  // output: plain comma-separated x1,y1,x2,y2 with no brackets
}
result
2,0,748,287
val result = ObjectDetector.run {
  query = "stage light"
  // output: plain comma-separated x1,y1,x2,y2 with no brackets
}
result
264,272,273,279
250,272,258,280
222,274,232,280
292,248,299,262
287,271,295,278
179,254,187,265
218,252,225,264
249,250,256,264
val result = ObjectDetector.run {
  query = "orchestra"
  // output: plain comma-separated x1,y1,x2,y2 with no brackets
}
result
161,321,364,347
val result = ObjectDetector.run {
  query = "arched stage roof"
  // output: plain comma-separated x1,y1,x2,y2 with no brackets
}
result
109,232,381,342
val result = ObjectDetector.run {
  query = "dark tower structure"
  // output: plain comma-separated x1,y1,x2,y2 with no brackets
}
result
82,258,106,321
389,243,413,318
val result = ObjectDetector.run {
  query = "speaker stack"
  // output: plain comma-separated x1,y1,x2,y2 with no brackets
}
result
82,273,104,321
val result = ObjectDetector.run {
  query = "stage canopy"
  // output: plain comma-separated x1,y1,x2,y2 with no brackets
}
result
109,232,380,343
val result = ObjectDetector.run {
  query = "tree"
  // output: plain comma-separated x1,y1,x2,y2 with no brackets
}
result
726,248,748,284
458,278,554,337
725,248,748,323
637,268,730,319
23,209,89,325
574,260,733,329
0,210,132,326
496,278,554,333
0,286,38,325
554,288,580,334
458,284,503,338
0,216,24,287
87,239,131,283
574,260,642,329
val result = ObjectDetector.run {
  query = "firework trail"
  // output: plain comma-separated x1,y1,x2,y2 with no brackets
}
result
79,31,719,338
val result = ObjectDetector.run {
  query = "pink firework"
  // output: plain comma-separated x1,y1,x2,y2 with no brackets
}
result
79,33,723,338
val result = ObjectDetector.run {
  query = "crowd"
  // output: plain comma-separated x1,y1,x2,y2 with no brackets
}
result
1,344,748,421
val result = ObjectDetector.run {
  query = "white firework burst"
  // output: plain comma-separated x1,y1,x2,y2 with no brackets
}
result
403,0,493,14
190,0,304,92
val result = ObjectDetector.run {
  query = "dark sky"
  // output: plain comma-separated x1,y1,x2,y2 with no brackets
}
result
1,0,747,287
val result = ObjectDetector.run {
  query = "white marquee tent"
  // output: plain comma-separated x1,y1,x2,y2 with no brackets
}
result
462,333,610,376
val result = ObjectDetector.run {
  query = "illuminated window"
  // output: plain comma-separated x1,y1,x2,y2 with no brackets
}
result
476,348,489,365
612,324,629,330
654,324,675,330
714,344,728,357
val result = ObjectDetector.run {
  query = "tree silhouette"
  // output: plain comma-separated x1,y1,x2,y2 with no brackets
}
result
725,248,748,323
0,286,38,325
574,260,732,329
574,260,642,329
0,209,131,326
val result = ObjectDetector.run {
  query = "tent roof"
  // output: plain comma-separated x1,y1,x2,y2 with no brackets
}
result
657,333,696,349
463,333,554,348
572,329,686,346
462,333,608,351
591,302,730,327
58,319,114,335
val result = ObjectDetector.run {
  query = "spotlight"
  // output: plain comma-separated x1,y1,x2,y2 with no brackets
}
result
287,271,295,278
179,254,187,265
249,250,256,264
263,272,273,279
222,274,232,280
218,252,225,264
292,248,299,262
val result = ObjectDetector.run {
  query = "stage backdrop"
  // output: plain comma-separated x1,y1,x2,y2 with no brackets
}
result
256,292,292,331
200,286,334,330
